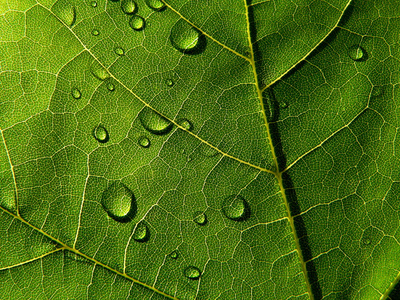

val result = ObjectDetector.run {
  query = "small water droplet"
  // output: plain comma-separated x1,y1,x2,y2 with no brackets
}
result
114,47,125,56
90,61,110,81
71,88,81,99
279,101,288,109
139,107,173,135
129,15,145,31
133,221,150,242
362,238,371,245
165,79,174,87
193,211,207,225
138,136,150,148
107,82,115,91
91,29,100,36
145,0,166,11
93,125,109,143
178,118,192,131
348,45,365,61
222,195,250,221
170,19,202,53
121,0,137,14
169,250,179,259
245,50,251,58
52,1,76,27
101,181,137,222
184,266,201,280
90,1,97,7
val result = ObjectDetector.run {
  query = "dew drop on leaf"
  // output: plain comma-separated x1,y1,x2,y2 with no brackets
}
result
222,195,250,221
362,238,371,245
121,0,137,15
348,45,365,61
169,250,179,259
107,82,115,91
129,16,145,31
52,0,76,27
139,107,173,135
165,79,174,87
91,29,100,36
170,19,202,53
133,221,150,242
145,0,165,11
279,101,288,109
178,118,192,131
138,136,150,148
90,61,110,81
184,266,201,280
90,1,97,7
71,88,81,99
101,181,137,222
193,211,207,225
114,47,125,56
93,125,109,143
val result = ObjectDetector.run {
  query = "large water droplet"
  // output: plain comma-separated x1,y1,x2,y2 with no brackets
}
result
133,221,150,242
222,195,250,221
129,15,145,31
184,266,201,280
114,47,125,56
348,45,365,61
93,125,109,143
90,61,110,81
139,107,173,135
121,0,137,14
52,1,76,27
71,88,81,99
178,118,192,131
91,29,100,36
138,136,150,148
193,211,207,225
169,250,179,259
170,19,203,54
145,0,166,11
101,181,137,222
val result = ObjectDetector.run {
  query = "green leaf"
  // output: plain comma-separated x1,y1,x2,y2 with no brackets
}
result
0,0,399,299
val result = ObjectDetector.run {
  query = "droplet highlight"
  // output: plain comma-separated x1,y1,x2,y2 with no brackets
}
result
169,250,179,259
101,181,137,222
138,136,150,148
348,45,365,61
52,1,76,27
91,29,100,36
193,211,207,226
114,47,125,56
178,118,192,131
71,88,81,99
145,0,166,11
184,266,201,280
93,125,109,143
133,221,150,242
107,82,115,91
121,0,137,14
129,15,145,31
170,19,202,53
139,107,173,135
90,61,110,81
222,195,250,221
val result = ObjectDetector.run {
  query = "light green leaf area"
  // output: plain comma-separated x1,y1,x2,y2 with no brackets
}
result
0,0,399,299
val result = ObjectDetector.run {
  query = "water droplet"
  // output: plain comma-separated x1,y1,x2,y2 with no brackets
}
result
129,15,145,31
121,0,137,14
177,118,192,131
184,266,201,280
139,107,173,135
279,101,288,109
71,88,81,99
93,125,109,143
145,0,166,11
138,136,150,148
169,250,179,259
200,144,219,157
165,79,174,87
101,181,137,222
114,47,125,56
193,211,207,225
91,29,100,36
107,82,115,91
348,45,365,61
90,1,97,7
222,195,250,221
133,221,150,242
362,237,371,245
170,19,202,53
52,1,76,27
90,61,110,81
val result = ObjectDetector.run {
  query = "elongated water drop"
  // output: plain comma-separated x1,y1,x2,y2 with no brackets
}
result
348,45,365,61
114,47,125,56
170,19,203,54
169,250,179,259
71,88,81,99
107,82,115,91
91,29,100,36
90,61,110,81
129,16,145,31
121,0,137,14
222,195,250,221
178,118,192,131
193,211,207,225
184,266,201,280
52,0,76,27
133,221,150,242
139,107,173,135
93,125,109,143
101,181,137,222
145,0,165,11
138,136,150,148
